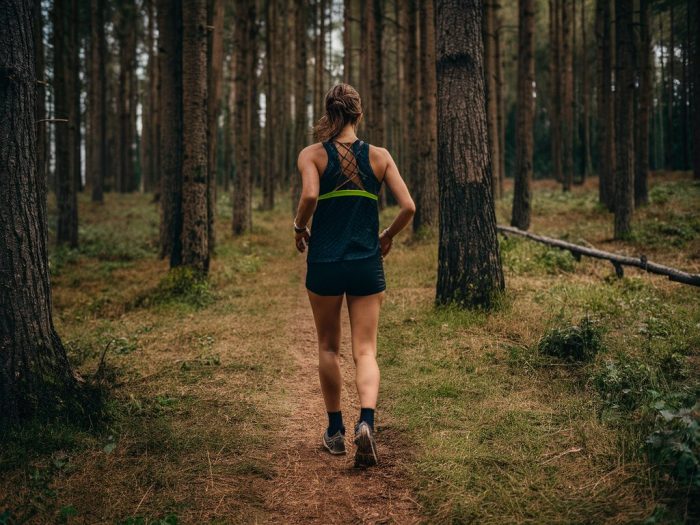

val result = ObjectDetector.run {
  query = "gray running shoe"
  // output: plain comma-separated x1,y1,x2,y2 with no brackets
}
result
353,422,378,468
322,430,346,455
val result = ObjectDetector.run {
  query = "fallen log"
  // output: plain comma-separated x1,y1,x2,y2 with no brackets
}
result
497,225,700,287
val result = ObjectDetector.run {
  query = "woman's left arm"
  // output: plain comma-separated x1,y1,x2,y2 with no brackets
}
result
293,147,320,252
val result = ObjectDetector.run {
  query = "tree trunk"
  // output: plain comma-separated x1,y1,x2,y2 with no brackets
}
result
369,0,384,146
181,0,209,272
435,0,504,308
561,0,574,191
665,3,674,170
88,0,107,203
694,1,700,180
494,2,505,197
595,0,614,209
549,0,562,183
613,0,634,239
207,0,224,252
681,0,689,170
233,0,254,233
414,0,438,232
291,0,307,214
53,0,79,247
33,0,47,195
1,0,79,422
263,0,276,211
343,0,352,83
157,0,184,264
71,0,80,194
402,0,418,200
315,0,327,121
512,0,535,230
580,0,592,182
483,0,501,199
117,0,137,193
635,0,650,206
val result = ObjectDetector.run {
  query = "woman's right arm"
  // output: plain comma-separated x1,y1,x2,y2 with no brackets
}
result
378,149,416,256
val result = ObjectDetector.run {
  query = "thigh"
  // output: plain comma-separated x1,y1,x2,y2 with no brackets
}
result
346,292,384,355
307,290,344,350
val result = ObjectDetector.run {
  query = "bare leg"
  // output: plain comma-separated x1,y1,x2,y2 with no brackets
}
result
346,292,384,410
307,291,344,412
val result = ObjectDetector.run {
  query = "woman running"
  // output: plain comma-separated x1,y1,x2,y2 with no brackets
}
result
293,84,415,468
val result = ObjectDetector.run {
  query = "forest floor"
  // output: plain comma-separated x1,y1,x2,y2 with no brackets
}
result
1,172,699,524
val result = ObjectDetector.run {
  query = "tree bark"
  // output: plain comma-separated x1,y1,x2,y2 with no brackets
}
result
580,0,592,182
694,1,700,180
613,0,634,239
483,0,501,199
263,0,276,211
549,0,562,183
414,0,438,232
1,0,79,421
343,0,352,84
635,0,650,206
52,0,78,247
512,0,535,230
369,0,384,146
595,0,614,209
291,0,307,214
435,0,504,308
88,0,107,203
207,0,224,252
33,0,47,195
315,0,327,121
117,0,137,193
561,0,574,191
665,3,674,170
494,2,505,197
157,0,183,264
402,0,418,200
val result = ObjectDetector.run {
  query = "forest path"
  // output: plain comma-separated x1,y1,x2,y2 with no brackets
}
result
261,258,420,524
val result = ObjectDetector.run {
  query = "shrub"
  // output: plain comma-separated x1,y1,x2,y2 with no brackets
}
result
136,266,213,309
538,316,603,362
592,358,656,411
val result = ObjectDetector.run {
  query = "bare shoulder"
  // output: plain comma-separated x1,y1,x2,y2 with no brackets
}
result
298,142,325,162
368,145,393,177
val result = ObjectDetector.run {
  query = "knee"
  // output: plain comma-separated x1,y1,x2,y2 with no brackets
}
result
319,342,340,356
352,344,376,363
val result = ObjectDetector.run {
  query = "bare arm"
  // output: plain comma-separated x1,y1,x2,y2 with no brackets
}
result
377,149,416,256
293,147,320,252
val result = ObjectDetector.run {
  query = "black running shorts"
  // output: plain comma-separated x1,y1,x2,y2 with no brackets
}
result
306,254,386,296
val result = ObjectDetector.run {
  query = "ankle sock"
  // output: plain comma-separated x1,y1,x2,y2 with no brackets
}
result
327,411,344,436
359,407,375,431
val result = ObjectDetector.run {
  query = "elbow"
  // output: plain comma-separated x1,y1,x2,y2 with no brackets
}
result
300,193,318,207
404,199,416,216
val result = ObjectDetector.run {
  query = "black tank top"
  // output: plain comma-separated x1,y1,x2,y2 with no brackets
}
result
307,140,383,263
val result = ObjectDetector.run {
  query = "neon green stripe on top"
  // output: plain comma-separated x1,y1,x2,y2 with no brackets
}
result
317,189,378,201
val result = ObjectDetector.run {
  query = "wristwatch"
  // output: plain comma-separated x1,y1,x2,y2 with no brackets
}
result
293,220,308,234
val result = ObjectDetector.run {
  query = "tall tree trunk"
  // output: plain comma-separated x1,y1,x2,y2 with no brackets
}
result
613,0,634,239
435,0,504,308
233,0,254,232
53,0,78,247
141,0,154,192
414,0,437,232
157,0,184,264
117,0,137,193
315,0,327,120
549,0,562,183
263,0,276,211
207,0,224,252
681,0,689,170
595,0,614,209
223,52,235,194
89,0,107,203
181,0,209,272
1,0,79,422
402,0,418,199
343,0,352,83
494,2,505,197
694,1,700,180
71,0,80,193
580,0,592,182
483,0,501,199
368,0,384,146
561,0,574,191
512,0,535,230
292,0,307,213
635,0,650,206
665,3,674,170
33,0,47,194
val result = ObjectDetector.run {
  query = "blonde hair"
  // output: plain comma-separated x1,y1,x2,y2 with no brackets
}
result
313,84,363,142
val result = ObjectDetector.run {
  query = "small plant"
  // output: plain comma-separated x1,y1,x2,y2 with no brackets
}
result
538,316,603,362
136,266,213,309
592,357,655,411
646,400,700,488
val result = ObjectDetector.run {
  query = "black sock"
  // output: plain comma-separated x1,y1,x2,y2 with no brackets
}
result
359,407,375,431
327,411,344,435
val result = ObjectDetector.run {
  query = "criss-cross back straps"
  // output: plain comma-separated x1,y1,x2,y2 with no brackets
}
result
331,141,365,192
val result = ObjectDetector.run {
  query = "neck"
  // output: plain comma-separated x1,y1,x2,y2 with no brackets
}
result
334,125,358,143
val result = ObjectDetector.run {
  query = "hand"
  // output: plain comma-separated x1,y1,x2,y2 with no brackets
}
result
295,229,310,253
379,229,393,258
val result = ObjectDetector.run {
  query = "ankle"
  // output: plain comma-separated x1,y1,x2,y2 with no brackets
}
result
358,407,375,431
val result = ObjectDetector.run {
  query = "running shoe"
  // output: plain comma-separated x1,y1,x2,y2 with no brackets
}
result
353,421,378,468
322,430,346,455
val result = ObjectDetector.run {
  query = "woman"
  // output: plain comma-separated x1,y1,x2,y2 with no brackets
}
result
293,84,415,468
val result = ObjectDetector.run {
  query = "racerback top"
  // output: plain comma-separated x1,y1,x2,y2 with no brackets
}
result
306,140,383,263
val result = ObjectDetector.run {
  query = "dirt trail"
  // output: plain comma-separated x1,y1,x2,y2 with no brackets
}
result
262,261,420,524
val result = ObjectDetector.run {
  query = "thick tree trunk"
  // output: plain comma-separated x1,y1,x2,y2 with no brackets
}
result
117,0,137,193
580,0,592,182
71,0,80,194
88,0,107,203
369,0,384,146
665,4,674,170
694,1,700,180
157,0,184,264
512,0,535,230
483,0,501,199
263,0,276,211
561,0,574,191
1,0,78,421
635,0,650,206
291,0,307,214
494,2,505,196
233,0,254,233
343,0,352,83
181,0,209,272
414,0,438,232
613,0,634,239
435,0,504,308
402,0,418,199
681,0,690,170
595,0,614,209
207,0,224,252
53,0,78,247
315,0,327,121
33,0,47,193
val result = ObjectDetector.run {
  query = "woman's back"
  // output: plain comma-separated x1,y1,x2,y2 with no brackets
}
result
307,139,383,263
